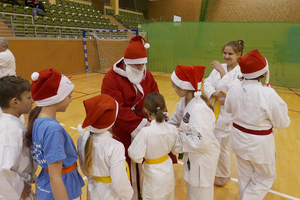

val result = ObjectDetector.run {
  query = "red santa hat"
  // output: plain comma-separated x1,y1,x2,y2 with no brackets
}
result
239,49,269,79
82,94,118,133
171,65,206,98
31,68,74,107
124,35,150,65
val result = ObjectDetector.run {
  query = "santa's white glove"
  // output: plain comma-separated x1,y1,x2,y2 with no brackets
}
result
77,124,85,135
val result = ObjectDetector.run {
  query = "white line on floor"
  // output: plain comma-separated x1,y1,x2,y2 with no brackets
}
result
177,162,300,199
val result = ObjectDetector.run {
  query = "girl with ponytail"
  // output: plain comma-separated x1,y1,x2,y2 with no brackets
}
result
203,39,244,187
128,92,182,200
77,94,133,200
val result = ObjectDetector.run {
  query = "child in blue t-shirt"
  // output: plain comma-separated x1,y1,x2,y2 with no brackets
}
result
24,68,84,200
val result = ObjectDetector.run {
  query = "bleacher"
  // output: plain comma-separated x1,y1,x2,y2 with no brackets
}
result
106,8,149,29
0,0,118,38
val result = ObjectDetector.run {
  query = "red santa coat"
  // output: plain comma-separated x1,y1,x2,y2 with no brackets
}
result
101,58,177,168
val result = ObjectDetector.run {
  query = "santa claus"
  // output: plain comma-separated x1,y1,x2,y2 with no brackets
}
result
101,35,177,199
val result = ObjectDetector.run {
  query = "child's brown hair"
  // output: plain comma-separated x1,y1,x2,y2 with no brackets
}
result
144,93,166,123
0,75,30,109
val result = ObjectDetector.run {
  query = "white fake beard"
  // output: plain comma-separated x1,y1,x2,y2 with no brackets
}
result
125,64,146,85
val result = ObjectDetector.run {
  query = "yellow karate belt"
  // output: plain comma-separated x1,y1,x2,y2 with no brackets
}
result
211,91,226,120
125,161,130,181
144,154,168,164
92,176,112,183
92,161,130,183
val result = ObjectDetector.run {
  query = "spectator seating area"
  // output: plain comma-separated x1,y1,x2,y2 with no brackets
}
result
106,8,149,29
0,0,119,38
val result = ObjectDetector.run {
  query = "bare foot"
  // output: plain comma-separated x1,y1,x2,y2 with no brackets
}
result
214,177,231,187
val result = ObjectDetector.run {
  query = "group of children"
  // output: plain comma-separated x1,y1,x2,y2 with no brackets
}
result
0,41,290,200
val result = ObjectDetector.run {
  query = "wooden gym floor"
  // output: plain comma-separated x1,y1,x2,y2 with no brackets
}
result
31,72,300,200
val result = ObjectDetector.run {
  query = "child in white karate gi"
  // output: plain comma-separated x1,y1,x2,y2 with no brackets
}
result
0,75,35,200
168,65,220,200
225,49,290,200
77,94,133,200
204,40,244,186
128,92,182,200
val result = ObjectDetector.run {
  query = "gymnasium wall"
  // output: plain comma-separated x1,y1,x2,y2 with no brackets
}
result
7,39,86,80
206,0,300,22
147,0,202,22
147,0,300,22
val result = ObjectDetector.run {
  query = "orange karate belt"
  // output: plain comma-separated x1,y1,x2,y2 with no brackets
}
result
44,162,77,174
211,91,226,120
233,123,273,136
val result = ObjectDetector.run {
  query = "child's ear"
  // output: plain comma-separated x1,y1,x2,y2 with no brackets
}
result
10,97,19,108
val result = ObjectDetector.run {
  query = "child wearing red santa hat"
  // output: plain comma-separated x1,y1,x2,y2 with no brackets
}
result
101,35,177,200
168,65,220,200
24,68,84,200
224,49,290,200
77,94,133,200
128,92,182,200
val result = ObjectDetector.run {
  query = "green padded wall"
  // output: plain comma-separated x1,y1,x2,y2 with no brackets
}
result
141,22,300,88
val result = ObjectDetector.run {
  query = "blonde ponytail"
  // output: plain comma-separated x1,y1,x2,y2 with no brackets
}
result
84,136,93,176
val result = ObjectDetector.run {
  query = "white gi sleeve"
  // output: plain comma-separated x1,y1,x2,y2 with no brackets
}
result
216,69,241,94
179,106,215,153
168,98,185,127
171,126,183,155
110,144,133,200
128,129,146,164
0,146,24,200
203,69,218,99
267,90,290,129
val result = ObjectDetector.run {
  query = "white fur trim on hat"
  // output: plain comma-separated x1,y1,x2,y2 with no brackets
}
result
124,57,147,65
194,91,202,98
171,71,201,91
243,58,269,79
31,72,39,81
88,123,114,134
35,75,74,107
144,43,150,49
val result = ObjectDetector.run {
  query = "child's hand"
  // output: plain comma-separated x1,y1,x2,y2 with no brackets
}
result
21,182,31,200
217,92,226,105
211,60,226,77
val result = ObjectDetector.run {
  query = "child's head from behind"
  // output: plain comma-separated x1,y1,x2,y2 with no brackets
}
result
171,65,214,111
171,65,205,98
239,49,269,81
0,75,33,116
144,92,166,123
82,94,118,176
30,68,74,110
82,94,118,134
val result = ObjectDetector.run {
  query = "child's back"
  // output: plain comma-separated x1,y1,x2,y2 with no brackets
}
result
224,49,290,200
78,130,132,200
129,120,181,199
77,94,133,200
226,81,289,130
128,92,181,200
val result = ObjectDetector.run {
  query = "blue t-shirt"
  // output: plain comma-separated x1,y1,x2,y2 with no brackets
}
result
30,118,84,200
